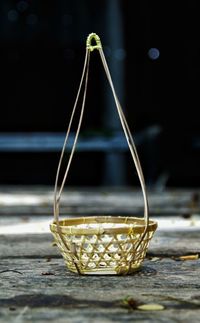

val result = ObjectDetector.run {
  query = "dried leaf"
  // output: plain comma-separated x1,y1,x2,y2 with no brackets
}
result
179,254,199,261
137,303,164,311
121,296,139,310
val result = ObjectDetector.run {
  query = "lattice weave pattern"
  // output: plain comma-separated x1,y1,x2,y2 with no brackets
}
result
51,217,157,275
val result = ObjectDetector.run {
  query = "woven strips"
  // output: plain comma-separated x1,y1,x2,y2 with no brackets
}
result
51,217,157,275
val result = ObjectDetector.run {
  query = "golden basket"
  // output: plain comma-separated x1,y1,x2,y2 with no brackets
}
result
50,33,157,275
50,216,157,275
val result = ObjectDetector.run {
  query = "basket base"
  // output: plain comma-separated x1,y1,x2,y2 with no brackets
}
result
66,263,142,275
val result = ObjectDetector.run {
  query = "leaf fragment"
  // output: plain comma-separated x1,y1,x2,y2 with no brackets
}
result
121,296,139,309
137,303,164,311
179,254,199,261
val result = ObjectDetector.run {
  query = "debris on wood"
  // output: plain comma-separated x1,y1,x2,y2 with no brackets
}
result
179,254,199,261
41,272,55,276
150,257,161,262
137,303,165,311
121,296,139,310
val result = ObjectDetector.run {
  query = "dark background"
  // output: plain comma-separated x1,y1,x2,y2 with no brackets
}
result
0,0,199,187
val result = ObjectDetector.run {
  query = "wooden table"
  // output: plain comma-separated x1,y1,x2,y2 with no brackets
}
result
0,187,200,322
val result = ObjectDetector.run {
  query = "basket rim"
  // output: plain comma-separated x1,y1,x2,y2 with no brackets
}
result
50,216,157,235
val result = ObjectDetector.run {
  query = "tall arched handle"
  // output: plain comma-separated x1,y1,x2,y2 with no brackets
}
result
53,33,149,274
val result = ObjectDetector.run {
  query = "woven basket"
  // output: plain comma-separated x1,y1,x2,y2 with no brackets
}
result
50,216,157,275
50,33,157,275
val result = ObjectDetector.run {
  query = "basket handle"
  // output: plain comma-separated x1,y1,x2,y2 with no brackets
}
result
98,46,149,255
53,33,149,265
86,33,102,52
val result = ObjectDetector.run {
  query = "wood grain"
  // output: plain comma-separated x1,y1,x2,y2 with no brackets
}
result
0,230,200,259
0,187,200,322
0,186,200,215
0,258,200,322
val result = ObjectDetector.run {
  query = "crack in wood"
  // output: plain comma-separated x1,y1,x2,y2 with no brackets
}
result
0,294,116,309
0,270,23,275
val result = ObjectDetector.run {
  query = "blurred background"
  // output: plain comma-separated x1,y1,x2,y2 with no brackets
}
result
0,0,199,188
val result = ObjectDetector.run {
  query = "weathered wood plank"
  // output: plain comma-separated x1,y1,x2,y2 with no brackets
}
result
0,187,199,322
0,258,200,323
0,230,199,258
1,307,200,323
1,215,199,234
0,187,200,215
